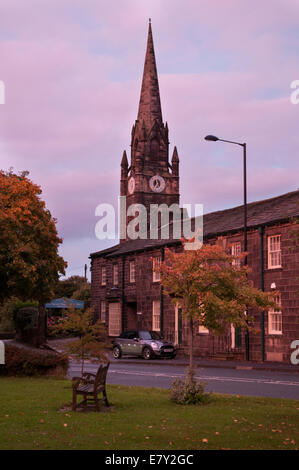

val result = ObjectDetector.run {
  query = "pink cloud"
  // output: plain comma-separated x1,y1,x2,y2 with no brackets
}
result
0,0,298,277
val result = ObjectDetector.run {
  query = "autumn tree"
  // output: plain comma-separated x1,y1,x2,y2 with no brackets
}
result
0,169,66,343
72,282,91,308
54,275,91,308
54,276,88,299
50,307,108,374
159,241,276,370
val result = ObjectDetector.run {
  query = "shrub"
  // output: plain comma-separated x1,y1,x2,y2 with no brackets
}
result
170,367,210,405
0,343,69,377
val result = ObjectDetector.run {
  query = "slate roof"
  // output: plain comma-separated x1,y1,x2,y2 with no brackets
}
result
90,190,299,259
203,189,299,237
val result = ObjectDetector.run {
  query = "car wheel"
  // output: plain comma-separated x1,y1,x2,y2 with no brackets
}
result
113,346,122,359
142,347,152,360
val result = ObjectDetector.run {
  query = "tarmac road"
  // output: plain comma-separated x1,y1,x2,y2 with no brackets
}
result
68,359,299,400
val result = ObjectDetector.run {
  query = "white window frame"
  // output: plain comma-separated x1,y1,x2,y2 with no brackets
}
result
108,302,121,336
198,324,209,334
153,256,161,282
129,261,135,283
198,313,209,334
231,241,241,268
231,324,235,349
113,264,118,286
101,267,107,286
268,235,281,269
152,300,161,332
100,301,106,323
197,302,209,334
268,293,282,335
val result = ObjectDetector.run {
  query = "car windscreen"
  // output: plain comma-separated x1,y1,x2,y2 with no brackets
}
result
139,331,161,340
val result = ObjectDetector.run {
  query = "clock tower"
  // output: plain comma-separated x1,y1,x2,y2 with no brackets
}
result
120,20,180,239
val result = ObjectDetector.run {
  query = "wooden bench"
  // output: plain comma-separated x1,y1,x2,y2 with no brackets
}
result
72,362,110,411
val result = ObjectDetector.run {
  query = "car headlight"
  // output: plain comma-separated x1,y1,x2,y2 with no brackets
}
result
150,342,159,350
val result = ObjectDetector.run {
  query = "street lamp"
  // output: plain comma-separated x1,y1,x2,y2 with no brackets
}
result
204,134,249,361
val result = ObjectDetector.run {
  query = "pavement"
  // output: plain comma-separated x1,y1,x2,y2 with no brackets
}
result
107,354,299,373
47,338,299,374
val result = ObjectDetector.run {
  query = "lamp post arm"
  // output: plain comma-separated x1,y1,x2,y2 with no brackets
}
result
218,138,245,147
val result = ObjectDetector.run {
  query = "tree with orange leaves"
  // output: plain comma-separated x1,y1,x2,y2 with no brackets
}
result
50,306,108,375
159,241,276,370
0,169,66,308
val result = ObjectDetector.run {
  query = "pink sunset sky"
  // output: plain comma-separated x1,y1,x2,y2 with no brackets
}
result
0,0,298,279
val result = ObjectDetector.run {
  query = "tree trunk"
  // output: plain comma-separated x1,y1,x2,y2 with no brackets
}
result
81,348,84,375
37,303,47,346
189,317,194,370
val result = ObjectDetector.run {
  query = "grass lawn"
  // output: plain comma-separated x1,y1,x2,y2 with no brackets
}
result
0,377,298,450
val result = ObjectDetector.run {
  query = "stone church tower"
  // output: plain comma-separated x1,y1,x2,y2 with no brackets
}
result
120,21,180,239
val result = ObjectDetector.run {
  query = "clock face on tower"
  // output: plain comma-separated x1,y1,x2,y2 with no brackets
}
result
149,175,165,193
128,176,135,194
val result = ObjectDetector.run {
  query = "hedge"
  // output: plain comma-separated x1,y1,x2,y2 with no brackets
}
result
0,343,69,377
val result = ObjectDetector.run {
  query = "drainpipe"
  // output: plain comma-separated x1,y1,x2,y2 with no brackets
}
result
258,226,265,362
121,255,125,333
160,247,165,337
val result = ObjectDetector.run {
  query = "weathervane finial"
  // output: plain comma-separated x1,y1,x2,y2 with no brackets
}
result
149,18,151,24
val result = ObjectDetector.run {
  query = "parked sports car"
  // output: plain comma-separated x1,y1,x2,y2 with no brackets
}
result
112,330,176,360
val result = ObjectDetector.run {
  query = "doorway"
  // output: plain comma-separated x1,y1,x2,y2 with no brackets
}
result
126,302,138,330
231,324,242,349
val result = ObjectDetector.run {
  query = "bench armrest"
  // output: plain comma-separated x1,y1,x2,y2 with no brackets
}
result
82,372,96,379
72,377,82,389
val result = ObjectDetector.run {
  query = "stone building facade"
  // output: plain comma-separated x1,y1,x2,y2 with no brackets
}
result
90,23,299,363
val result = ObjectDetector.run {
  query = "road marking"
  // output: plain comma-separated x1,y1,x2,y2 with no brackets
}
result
69,366,299,387
107,369,299,387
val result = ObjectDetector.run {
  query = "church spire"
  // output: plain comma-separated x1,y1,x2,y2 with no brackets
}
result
121,150,128,168
119,22,180,242
137,20,163,131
